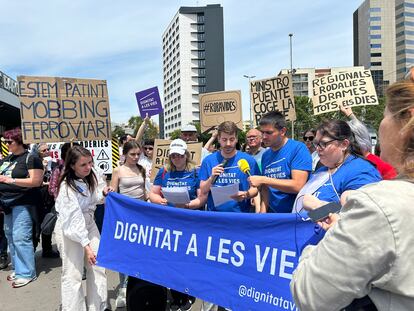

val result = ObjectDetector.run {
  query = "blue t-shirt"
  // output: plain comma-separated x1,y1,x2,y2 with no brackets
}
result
314,155,382,203
154,167,199,207
261,139,312,213
199,151,260,213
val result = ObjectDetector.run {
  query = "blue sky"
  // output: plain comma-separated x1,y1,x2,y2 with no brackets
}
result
0,0,362,124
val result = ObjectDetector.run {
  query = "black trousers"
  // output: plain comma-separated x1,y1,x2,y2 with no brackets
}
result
0,213,7,256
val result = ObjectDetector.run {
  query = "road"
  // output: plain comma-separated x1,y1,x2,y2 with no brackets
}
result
0,247,202,311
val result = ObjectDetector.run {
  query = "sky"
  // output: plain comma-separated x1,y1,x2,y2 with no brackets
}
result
0,0,363,125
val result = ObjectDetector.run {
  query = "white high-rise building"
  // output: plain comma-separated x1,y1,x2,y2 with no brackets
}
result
353,0,396,96
161,4,225,138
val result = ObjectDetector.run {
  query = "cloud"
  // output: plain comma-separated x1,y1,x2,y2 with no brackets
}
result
0,0,362,123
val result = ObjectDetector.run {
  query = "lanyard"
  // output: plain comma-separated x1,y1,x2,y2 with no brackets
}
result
0,160,17,176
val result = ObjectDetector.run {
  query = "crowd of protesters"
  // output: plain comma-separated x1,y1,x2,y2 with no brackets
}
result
0,77,412,311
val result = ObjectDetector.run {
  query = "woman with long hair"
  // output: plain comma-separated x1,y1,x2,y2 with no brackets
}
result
54,145,110,311
149,139,206,311
291,80,414,310
110,140,147,308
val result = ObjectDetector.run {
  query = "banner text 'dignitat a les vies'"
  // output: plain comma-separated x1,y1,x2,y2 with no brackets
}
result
97,193,322,311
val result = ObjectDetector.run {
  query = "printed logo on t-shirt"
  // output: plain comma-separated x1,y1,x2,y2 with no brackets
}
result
166,173,193,191
215,166,241,185
263,158,287,179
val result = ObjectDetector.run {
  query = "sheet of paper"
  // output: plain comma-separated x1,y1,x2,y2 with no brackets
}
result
211,183,240,207
162,187,190,205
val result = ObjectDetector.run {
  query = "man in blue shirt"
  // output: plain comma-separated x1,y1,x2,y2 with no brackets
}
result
249,111,312,213
199,121,260,213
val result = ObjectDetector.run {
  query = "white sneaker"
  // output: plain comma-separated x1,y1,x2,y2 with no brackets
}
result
115,288,127,308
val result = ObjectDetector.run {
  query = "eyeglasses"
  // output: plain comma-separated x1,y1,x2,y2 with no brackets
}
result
170,154,185,159
4,140,13,145
312,139,337,150
246,136,259,140
303,136,314,142
144,147,154,150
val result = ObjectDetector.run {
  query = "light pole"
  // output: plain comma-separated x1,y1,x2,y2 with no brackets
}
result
243,74,256,129
288,33,295,139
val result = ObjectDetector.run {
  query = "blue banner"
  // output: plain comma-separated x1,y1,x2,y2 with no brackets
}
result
97,193,321,311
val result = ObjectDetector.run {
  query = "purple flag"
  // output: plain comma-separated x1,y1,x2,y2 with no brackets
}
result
135,86,163,117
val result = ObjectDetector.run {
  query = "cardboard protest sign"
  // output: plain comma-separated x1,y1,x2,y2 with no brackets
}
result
18,76,111,144
312,69,378,115
250,74,295,126
135,86,163,118
47,140,113,174
150,139,202,182
199,90,243,132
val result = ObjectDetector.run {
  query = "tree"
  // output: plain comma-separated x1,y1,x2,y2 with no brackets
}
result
111,125,126,139
292,96,386,138
127,116,159,139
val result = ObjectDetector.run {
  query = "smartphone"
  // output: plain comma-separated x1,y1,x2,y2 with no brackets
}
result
308,202,341,222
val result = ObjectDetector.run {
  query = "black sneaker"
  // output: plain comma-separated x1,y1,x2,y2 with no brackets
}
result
0,255,8,270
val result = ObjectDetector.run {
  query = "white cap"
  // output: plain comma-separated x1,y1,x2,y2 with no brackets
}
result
181,124,197,132
169,139,187,155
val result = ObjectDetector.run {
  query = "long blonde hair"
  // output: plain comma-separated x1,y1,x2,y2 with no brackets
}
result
385,81,414,178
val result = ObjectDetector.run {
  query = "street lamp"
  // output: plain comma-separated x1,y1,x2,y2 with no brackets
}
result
243,74,256,128
288,33,295,139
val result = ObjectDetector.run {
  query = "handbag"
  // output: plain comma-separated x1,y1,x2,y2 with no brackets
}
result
40,209,58,235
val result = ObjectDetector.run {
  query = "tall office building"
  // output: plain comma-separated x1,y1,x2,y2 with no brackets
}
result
396,0,414,80
161,4,225,138
353,0,396,96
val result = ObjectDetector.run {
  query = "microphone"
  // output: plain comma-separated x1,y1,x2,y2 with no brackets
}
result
237,159,251,176
211,158,228,184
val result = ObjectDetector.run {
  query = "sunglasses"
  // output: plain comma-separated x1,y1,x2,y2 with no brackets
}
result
144,147,154,150
170,154,185,159
40,149,50,152
312,139,337,150
303,136,314,142
4,140,13,145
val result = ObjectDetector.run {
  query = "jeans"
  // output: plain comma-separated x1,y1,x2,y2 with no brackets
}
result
3,205,36,279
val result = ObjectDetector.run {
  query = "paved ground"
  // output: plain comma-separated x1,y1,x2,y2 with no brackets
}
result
0,246,202,311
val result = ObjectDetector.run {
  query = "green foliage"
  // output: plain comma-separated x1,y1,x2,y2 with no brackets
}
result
292,96,386,138
111,125,126,139
169,129,181,140
127,116,159,139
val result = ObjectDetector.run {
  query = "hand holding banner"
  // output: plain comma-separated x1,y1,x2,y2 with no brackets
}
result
97,193,321,311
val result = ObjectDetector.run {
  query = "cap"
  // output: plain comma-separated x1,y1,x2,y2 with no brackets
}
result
181,124,197,132
169,139,187,155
